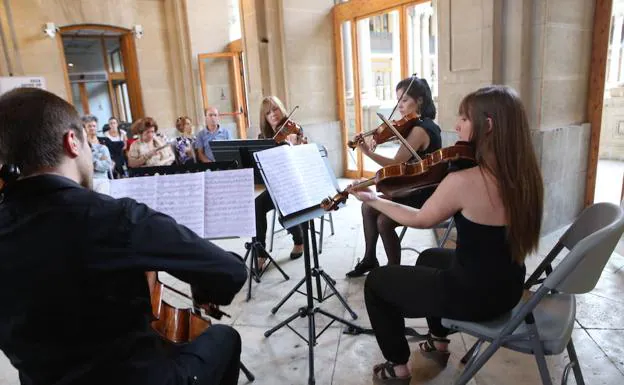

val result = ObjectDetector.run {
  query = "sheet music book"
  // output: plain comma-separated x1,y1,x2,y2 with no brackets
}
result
109,168,256,239
254,143,339,217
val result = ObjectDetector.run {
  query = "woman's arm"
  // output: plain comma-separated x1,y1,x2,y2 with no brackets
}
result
352,171,464,229
127,142,147,168
358,125,430,166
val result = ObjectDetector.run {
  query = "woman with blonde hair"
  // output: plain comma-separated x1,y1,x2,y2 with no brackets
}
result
127,117,175,168
350,85,543,382
255,96,306,267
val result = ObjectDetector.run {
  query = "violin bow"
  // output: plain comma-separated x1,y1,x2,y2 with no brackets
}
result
272,105,300,141
379,73,421,161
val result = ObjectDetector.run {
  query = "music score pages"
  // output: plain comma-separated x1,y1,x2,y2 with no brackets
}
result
110,168,256,239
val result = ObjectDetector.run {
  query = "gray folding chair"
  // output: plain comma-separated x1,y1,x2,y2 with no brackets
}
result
442,202,624,385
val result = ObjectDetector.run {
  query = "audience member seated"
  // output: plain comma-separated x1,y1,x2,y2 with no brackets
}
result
195,106,230,163
82,115,114,194
174,116,197,165
127,117,175,168
101,116,128,178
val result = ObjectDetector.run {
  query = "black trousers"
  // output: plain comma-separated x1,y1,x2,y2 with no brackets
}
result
254,190,303,247
364,248,522,365
145,324,242,385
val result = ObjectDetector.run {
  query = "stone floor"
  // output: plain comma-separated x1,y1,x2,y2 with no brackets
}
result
1,177,623,385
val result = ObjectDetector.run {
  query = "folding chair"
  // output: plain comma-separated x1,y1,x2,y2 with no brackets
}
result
398,217,456,254
268,210,334,254
441,202,624,385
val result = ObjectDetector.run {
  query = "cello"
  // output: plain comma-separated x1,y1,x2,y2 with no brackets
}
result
145,271,255,381
321,141,477,211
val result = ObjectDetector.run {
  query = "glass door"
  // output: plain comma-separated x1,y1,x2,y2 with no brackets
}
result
358,9,403,175
333,0,437,178
198,52,248,139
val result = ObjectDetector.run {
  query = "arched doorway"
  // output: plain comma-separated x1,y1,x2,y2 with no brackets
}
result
57,24,144,131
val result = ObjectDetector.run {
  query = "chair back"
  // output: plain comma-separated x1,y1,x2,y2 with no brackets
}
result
544,202,624,294
560,202,623,249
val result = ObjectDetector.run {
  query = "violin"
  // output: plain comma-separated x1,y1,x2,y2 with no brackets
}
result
347,112,421,150
273,119,308,145
146,271,228,343
321,141,476,211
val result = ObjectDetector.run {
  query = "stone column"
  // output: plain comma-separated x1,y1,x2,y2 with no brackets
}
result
421,10,432,83
410,8,422,77
342,21,354,98
609,15,623,85
164,0,198,124
357,18,373,103
390,11,401,93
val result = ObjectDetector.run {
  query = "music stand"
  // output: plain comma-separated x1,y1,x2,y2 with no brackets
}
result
127,160,239,177
211,139,278,184
254,144,361,385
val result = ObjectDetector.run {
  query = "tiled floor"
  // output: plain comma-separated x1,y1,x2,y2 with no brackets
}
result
1,177,623,385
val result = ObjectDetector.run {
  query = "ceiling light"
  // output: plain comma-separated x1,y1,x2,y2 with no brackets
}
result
68,63,74,67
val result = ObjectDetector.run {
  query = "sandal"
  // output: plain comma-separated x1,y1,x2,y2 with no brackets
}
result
372,361,411,384
418,335,451,368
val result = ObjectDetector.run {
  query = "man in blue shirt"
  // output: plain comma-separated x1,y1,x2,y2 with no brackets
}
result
195,106,231,162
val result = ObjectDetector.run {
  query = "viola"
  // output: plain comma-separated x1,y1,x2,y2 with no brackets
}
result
273,119,308,145
146,271,228,344
321,141,477,211
347,112,421,150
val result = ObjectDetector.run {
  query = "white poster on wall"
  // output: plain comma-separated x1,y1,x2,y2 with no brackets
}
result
0,76,47,96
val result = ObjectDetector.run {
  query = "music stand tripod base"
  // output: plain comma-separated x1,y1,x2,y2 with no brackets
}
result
243,240,289,302
268,219,357,319
264,220,361,385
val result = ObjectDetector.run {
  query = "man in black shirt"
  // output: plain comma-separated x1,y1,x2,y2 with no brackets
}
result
0,88,247,384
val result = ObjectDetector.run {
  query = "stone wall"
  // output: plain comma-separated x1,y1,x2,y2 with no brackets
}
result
0,0,181,135
437,0,594,234
241,0,341,172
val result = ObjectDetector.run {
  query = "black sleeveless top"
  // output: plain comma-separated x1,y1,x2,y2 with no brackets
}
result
413,118,442,161
435,212,526,320
395,118,442,208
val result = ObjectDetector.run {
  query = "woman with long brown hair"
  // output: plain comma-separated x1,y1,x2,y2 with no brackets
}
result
349,85,543,382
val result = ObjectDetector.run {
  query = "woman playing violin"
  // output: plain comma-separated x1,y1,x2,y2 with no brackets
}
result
255,96,305,267
349,86,543,383
346,77,442,277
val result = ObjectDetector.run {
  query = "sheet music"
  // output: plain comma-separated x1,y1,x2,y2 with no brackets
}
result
255,143,338,216
109,175,158,208
156,173,205,237
292,144,339,207
204,168,256,238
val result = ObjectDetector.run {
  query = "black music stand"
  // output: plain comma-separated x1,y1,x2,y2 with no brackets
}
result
242,237,289,302
211,139,278,184
127,160,239,177
253,144,360,385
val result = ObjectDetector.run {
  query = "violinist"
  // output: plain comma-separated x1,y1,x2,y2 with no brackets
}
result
0,88,247,385
346,76,441,277
349,86,543,382
255,96,305,268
